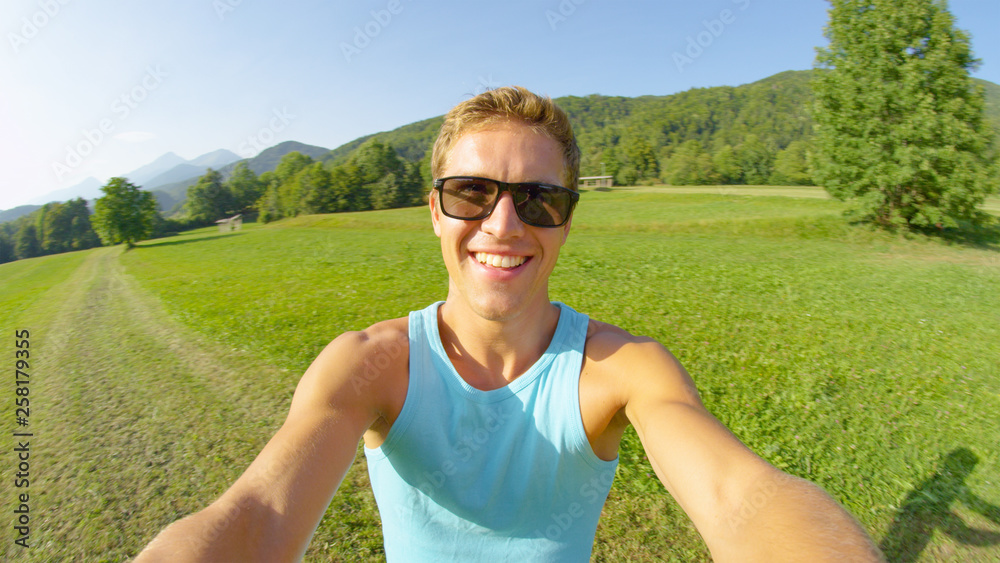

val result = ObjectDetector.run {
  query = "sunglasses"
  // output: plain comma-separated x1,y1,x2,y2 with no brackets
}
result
433,176,579,228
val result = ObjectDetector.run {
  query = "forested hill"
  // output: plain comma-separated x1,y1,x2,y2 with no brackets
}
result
329,70,998,187
561,70,815,183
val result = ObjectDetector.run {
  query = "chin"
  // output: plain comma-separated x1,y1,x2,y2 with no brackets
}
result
466,291,545,323
469,299,521,323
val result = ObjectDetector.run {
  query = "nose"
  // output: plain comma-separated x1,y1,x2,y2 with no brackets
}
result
480,192,525,238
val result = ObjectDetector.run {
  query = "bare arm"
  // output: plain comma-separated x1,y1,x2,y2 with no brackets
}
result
619,340,883,561
135,326,401,562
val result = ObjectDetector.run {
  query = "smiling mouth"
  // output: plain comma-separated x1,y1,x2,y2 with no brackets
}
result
474,252,529,269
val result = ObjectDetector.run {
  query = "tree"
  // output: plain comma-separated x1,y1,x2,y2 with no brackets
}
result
257,152,316,222
274,152,315,185
92,177,158,247
14,223,41,259
712,145,741,185
351,140,422,209
770,141,814,186
298,162,334,214
666,140,718,185
623,136,660,183
0,230,14,264
736,134,774,185
812,0,996,229
37,198,99,254
328,162,367,212
226,162,264,213
186,169,236,224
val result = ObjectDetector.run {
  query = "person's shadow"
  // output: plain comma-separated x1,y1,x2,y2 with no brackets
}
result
880,447,1000,561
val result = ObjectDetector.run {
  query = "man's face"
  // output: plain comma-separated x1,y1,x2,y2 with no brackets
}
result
430,121,572,322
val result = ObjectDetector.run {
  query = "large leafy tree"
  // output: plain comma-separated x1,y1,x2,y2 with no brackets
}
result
257,152,316,222
186,169,236,223
38,198,100,253
14,223,42,259
92,177,158,247
226,162,264,213
812,0,995,229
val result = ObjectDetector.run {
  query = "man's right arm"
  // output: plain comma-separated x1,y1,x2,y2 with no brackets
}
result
134,324,404,562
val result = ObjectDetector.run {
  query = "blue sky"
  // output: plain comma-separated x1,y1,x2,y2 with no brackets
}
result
1,0,997,211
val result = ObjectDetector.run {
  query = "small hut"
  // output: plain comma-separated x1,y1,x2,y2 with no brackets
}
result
215,214,243,232
578,176,614,189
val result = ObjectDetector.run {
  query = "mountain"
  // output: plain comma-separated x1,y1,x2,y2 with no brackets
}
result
141,149,241,190
0,205,43,224
189,148,240,169
124,152,186,186
239,141,331,174
320,70,999,181
976,78,1000,137
145,164,204,189
323,116,443,166
154,141,332,213
150,189,180,214
26,176,103,205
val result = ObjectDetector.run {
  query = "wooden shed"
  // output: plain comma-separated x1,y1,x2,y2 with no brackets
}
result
578,176,614,189
215,214,243,232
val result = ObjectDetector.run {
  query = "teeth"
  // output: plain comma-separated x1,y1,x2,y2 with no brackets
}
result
475,252,527,269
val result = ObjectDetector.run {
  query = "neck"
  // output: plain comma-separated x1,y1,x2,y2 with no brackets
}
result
437,291,561,391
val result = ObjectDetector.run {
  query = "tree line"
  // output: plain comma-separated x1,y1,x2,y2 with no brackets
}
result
183,139,425,224
0,198,101,263
0,138,424,264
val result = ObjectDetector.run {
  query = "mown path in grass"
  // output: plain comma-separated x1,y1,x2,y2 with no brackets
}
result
0,247,384,561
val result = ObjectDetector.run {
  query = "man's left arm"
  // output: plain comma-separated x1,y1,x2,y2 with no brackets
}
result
619,339,883,562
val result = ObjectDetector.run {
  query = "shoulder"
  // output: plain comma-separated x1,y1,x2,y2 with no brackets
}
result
584,318,658,356
291,317,409,415
582,318,703,414
328,317,409,364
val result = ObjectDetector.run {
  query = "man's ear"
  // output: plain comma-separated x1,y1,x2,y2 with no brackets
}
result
429,189,442,237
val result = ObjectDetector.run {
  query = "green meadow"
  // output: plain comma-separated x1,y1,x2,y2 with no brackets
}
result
2,187,998,561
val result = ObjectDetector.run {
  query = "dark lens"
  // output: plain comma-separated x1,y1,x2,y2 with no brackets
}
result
442,178,496,219
516,184,572,226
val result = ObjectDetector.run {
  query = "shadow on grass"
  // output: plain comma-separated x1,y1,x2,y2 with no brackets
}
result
879,448,1000,562
930,221,1000,252
136,232,246,249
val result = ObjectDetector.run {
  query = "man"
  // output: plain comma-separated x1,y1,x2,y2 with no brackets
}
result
136,87,882,561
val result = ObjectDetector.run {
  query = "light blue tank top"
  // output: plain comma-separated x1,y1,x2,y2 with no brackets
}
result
364,302,619,561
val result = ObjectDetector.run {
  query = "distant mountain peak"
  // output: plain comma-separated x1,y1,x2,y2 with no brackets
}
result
189,149,240,168
26,176,103,206
126,153,187,186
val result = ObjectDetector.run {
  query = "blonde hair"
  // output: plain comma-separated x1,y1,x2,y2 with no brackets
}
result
431,86,580,190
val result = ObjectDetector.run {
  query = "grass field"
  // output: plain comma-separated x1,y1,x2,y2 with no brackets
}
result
2,188,998,561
